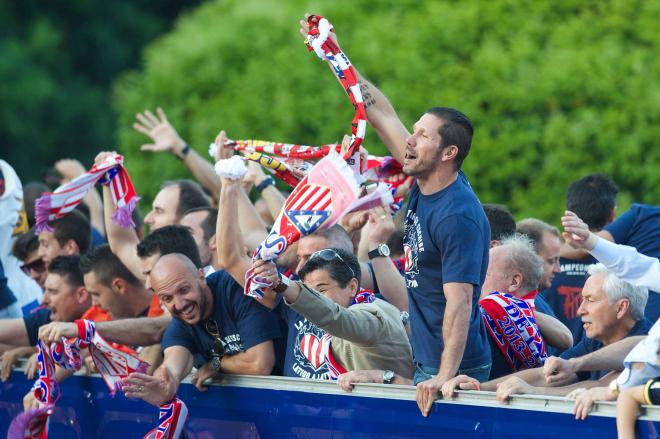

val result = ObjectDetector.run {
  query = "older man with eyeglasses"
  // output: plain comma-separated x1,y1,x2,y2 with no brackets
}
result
252,247,413,387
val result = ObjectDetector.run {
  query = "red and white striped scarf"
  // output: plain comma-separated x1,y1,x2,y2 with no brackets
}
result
8,320,151,439
35,154,139,232
323,289,376,380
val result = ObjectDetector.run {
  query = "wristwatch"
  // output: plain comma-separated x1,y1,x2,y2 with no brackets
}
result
273,272,291,293
368,243,390,260
255,176,276,193
176,143,191,160
211,353,223,372
383,370,395,384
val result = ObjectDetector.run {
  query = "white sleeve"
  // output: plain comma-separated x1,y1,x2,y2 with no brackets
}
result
590,237,660,291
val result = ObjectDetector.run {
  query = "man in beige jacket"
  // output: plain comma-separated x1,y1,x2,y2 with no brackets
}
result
252,248,413,382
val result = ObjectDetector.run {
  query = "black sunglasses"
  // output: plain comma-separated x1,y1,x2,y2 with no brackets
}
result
204,319,224,357
309,248,356,279
20,258,46,275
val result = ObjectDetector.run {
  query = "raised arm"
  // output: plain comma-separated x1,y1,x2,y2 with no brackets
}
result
216,179,253,287
562,210,660,291
364,207,407,312
133,108,221,201
299,14,409,163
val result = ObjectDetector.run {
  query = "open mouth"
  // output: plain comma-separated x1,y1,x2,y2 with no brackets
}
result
179,304,195,319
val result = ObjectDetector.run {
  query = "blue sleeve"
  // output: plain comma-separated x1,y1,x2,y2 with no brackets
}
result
437,215,485,285
0,259,17,310
161,318,195,354
605,207,637,244
559,337,594,361
534,296,556,319
230,283,282,351
22,309,51,346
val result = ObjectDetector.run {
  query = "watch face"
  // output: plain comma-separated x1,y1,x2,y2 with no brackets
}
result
211,355,221,371
383,370,395,383
379,244,390,257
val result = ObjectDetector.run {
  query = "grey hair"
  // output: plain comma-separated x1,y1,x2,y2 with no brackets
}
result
500,234,544,292
516,218,560,253
587,263,648,321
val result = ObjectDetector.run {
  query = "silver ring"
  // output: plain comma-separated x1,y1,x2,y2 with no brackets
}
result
137,385,144,392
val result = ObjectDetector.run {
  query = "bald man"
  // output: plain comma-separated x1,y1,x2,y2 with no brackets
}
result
122,254,281,405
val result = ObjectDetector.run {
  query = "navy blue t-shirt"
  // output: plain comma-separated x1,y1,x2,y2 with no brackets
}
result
539,256,596,345
161,270,282,369
23,308,51,346
273,295,329,380
605,204,660,321
560,318,652,381
403,172,491,370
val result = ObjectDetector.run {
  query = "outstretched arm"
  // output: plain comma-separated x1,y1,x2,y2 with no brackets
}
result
39,316,171,347
299,14,409,163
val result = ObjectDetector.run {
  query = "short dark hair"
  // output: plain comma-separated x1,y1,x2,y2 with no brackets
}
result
12,229,39,261
49,210,91,254
425,107,474,170
566,174,618,231
161,179,210,219
47,255,84,288
299,248,361,289
517,218,560,253
79,244,141,287
183,207,218,242
483,203,516,242
136,225,202,268
312,225,354,253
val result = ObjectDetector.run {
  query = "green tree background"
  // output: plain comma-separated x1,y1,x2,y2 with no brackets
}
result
0,0,200,182
6,0,659,225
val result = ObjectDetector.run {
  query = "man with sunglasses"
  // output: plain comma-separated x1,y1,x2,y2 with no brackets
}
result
12,231,47,289
253,248,414,383
122,253,281,405
299,13,492,417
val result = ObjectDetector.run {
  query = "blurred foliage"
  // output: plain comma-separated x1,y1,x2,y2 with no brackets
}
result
0,0,201,184
112,0,657,223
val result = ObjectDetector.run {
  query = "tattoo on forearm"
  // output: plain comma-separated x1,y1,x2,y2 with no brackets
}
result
359,81,377,109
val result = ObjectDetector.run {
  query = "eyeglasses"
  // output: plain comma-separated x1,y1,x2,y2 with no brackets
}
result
20,258,46,275
204,319,224,357
308,248,356,279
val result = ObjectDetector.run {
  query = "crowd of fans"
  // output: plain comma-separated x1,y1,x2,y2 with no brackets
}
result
1,13,659,439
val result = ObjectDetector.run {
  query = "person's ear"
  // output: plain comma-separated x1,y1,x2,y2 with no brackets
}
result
616,299,630,320
76,286,90,304
509,272,523,293
440,145,458,162
349,278,359,296
208,234,217,252
112,278,126,295
63,239,80,255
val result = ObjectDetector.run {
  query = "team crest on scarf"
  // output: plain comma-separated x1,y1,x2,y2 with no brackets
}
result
284,184,332,234
479,291,547,372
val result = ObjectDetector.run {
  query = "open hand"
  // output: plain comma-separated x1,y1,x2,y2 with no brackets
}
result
133,108,187,156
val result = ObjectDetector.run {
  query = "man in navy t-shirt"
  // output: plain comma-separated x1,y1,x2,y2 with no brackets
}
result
352,68,491,416
123,254,281,407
